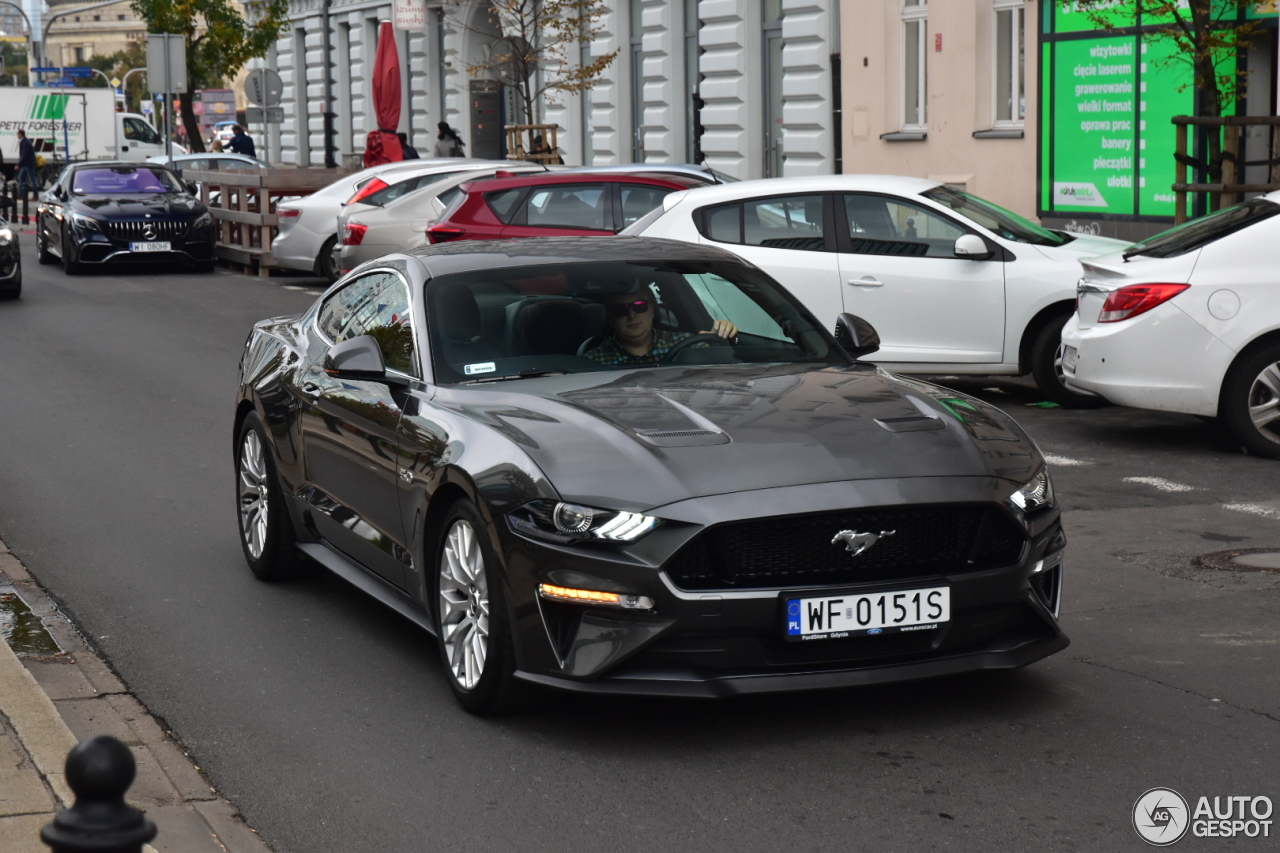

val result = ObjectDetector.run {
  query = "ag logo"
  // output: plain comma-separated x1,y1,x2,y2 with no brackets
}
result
1133,788,1190,846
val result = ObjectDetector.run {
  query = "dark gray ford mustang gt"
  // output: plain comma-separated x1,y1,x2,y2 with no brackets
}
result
234,237,1067,713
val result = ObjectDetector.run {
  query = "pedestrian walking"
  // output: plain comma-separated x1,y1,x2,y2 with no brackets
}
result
398,132,420,160
434,122,465,157
16,129,37,199
227,125,256,158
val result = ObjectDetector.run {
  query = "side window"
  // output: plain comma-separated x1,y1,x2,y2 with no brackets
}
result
683,273,787,340
317,272,417,374
843,194,967,258
182,159,212,174
704,203,742,243
523,183,609,230
218,158,257,173
618,184,674,229
122,117,161,145
742,195,826,250
484,188,523,222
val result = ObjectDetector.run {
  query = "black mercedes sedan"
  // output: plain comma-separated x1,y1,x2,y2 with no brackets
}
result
234,237,1067,713
34,162,217,273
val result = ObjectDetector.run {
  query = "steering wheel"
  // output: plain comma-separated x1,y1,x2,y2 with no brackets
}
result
659,333,732,364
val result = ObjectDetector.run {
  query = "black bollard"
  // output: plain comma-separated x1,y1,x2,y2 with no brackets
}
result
40,735,158,853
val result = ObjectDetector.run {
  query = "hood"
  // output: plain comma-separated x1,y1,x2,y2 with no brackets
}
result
75,195,203,218
435,364,1042,511
1033,233,1131,261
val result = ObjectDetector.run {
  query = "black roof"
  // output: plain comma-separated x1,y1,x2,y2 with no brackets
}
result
404,236,747,278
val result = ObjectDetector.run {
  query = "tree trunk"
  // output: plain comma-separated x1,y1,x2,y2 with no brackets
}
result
181,79,206,154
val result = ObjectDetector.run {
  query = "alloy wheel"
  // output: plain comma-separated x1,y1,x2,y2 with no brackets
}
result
439,519,490,690
238,429,270,559
1247,359,1280,445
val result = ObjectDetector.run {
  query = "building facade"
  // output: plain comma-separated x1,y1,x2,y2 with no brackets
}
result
841,0,1038,219
45,0,146,67
266,0,841,177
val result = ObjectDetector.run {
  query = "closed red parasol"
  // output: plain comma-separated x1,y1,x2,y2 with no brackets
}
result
363,21,404,167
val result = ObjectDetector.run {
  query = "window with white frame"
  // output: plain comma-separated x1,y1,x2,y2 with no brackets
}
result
901,0,928,130
993,1,1025,126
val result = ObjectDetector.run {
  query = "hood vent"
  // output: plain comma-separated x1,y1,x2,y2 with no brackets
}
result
637,427,729,448
875,415,945,433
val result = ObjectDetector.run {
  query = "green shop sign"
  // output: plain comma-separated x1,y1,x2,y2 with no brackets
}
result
1039,2,1275,220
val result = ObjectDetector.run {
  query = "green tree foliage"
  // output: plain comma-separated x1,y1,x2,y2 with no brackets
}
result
0,42,27,86
129,0,289,152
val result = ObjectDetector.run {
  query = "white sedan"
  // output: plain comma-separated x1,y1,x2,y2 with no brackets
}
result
1062,192,1280,457
629,175,1129,404
271,159,505,282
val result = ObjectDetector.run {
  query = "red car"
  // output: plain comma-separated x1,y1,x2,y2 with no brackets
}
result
426,171,705,244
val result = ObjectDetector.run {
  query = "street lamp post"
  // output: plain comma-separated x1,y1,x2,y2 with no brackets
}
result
40,0,125,68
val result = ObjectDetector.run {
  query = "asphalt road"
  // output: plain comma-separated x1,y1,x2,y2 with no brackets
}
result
1,235,1277,852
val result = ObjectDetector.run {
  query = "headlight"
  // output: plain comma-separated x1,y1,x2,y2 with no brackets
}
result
1006,469,1055,513
509,500,661,544
0,227,12,246
193,211,213,229
69,212,101,232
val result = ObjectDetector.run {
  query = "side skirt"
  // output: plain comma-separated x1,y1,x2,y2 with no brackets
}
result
297,542,436,637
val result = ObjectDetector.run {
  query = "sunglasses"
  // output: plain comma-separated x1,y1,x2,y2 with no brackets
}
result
608,299,651,318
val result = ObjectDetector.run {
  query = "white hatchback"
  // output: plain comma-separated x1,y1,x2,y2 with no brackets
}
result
630,175,1129,404
1062,192,1280,457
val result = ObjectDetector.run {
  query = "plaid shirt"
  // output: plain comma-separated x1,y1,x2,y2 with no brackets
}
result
583,329,699,366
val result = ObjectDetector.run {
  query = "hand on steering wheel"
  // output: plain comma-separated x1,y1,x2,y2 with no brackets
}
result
659,321,740,364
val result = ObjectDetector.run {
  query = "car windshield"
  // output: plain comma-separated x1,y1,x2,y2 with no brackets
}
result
73,166,182,195
921,186,1068,246
1123,197,1280,259
426,259,848,384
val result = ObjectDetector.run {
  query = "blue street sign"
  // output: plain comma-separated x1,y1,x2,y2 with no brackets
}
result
47,78,75,87
64,67,94,77
30,67,61,73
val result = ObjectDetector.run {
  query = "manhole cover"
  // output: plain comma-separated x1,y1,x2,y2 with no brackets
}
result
1196,548,1280,574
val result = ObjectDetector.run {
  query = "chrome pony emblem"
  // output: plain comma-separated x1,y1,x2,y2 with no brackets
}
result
831,529,896,556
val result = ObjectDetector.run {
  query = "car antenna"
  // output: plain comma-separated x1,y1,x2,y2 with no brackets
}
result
699,156,724,184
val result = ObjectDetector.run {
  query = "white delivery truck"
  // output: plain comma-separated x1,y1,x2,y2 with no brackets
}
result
0,88,169,167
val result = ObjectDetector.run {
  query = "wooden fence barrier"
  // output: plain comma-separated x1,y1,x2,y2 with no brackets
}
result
184,166,356,277
1173,115,1280,223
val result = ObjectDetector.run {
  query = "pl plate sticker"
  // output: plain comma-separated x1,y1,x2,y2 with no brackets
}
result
464,362,496,376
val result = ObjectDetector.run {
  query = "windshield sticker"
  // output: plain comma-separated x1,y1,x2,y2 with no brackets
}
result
464,362,496,376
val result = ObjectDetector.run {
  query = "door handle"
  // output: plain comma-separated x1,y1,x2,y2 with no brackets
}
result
301,381,321,396
848,277,884,287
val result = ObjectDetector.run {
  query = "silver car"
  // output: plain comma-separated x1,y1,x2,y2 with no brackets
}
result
335,164,545,272
271,159,504,282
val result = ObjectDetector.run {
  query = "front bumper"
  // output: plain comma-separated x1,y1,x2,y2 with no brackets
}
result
0,243,19,282
1060,308,1234,417
72,225,215,266
500,478,1068,697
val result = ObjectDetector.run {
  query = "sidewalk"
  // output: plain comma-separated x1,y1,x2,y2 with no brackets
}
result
0,537,270,853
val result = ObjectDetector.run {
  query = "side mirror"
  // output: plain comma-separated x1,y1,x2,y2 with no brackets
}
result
185,181,198,195
322,335,408,386
954,233,993,260
834,313,880,358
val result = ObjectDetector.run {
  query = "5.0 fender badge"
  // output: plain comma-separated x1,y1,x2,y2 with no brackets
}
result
831,529,896,557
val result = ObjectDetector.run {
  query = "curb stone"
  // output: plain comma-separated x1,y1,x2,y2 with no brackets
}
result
0,536,271,853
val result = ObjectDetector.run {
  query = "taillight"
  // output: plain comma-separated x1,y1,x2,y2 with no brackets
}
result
342,223,368,246
346,178,388,206
427,225,466,244
277,209,300,224
1098,283,1190,323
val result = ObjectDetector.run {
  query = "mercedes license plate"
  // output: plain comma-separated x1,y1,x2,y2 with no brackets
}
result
785,586,949,640
1062,345,1079,372
129,241,171,253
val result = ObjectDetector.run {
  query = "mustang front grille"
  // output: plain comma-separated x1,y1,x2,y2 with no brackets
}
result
664,504,1025,590
103,220,188,241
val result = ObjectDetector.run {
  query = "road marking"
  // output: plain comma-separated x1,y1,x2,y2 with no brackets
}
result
1223,502,1280,520
1122,476,1195,492
1044,453,1090,467
282,285,307,291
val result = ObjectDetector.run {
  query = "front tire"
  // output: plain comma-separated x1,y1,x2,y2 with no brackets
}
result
60,233,80,275
434,500,523,715
235,412,309,579
1221,343,1280,459
36,224,55,264
317,235,340,284
1029,313,1108,408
